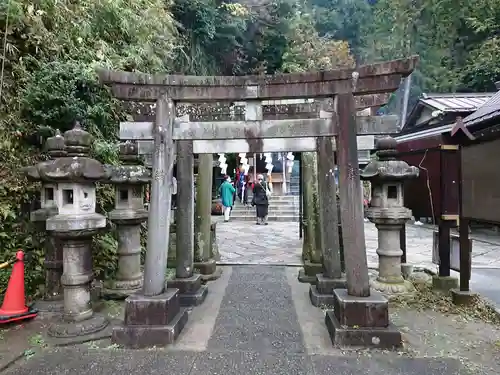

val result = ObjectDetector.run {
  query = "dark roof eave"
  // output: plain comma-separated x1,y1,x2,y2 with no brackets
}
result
465,112,500,130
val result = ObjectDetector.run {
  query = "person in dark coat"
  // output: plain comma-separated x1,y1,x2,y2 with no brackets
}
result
251,174,270,225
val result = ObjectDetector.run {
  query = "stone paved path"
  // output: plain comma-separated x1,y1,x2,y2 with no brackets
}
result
3,266,473,375
216,220,500,270
216,220,303,265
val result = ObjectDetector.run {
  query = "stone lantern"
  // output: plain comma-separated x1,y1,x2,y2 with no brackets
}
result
360,137,419,295
103,142,150,299
24,131,66,312
39,122,109,338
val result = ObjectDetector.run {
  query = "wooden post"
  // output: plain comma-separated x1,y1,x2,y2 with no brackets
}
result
458,147,471,291
459,218,471,291
325,95,403,349
438,220,452,277
298,151,323,283
400,224,407,264
112,95,189,349
195,154,215,263
175,140,194,279
437,146,453,277
253,154,257,185
316,137,342,279
168,140,208,306
449,145,475,306
335,93,370,297
299,154,303,239
309,137,346,307
192,154,219,280
143,95,175,296
282,152,287,195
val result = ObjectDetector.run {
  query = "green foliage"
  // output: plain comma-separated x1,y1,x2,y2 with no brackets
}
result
459,0,500,91
358,0,500,113
3,0,179,69
171,0,248,74
281,10,355,73
0,0,180,297
171,0,302,75
237,0,296,74
21,60,123,140
309,0,372,59
462,37,500,91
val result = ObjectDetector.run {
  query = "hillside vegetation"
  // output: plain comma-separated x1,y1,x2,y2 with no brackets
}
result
0,0,498,294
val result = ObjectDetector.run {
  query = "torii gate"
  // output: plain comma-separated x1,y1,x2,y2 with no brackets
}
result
97,56,418,349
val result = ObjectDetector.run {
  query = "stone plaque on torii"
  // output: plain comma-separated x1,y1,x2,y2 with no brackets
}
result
97,56,418,349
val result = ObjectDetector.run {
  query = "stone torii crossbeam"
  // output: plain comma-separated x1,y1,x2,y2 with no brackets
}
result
119,96,392,167
97,56,418,349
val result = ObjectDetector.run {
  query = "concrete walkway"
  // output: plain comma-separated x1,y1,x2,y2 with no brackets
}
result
3,266,475,375
216,220,500,309
216,220,500,269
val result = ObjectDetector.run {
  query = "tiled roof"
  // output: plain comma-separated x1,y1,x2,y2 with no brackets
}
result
402,92,495,131
420,93,493,113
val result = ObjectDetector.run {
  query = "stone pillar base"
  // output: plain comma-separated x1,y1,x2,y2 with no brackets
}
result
166,274,208,307
102,278,143,300
309,274,346,307
325,289,402,349
48,314,109,342
432,275,458,292
298,261,323,284
194,260,223,282
451,289,477,306
112,289,188,349
370,278,415,296
34,297,64,313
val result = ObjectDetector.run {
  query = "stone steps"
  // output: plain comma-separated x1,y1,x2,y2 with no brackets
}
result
234,196,299,204
231,203,296,210
239,200,298,206
231,209,298,216
229,194,300,222
228,215,300,222
231,205,298,212
267,196,299,201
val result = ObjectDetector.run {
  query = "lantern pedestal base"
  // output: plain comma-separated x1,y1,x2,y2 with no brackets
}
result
432,275,459,292
102,277,143,300
34,297,64,314
450,289,477,306
112,289,188,349
48,315,109,341
167,274,208,307
370,278,414,296
194,260,223,282
324,289,402,349
298,261,323,284
309,274,346,307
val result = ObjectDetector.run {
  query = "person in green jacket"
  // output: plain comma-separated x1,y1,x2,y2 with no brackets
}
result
219,175,236,222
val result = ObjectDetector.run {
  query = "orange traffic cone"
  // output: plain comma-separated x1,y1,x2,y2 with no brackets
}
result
0,250,38,324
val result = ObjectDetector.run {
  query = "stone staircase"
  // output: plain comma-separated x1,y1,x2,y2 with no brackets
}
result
230,195,300,222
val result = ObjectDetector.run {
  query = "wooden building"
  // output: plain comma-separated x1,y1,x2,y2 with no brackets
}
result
395,93,495,222
452,87,500,226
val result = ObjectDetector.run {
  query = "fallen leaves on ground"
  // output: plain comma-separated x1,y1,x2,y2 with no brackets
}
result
390,283,500,325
